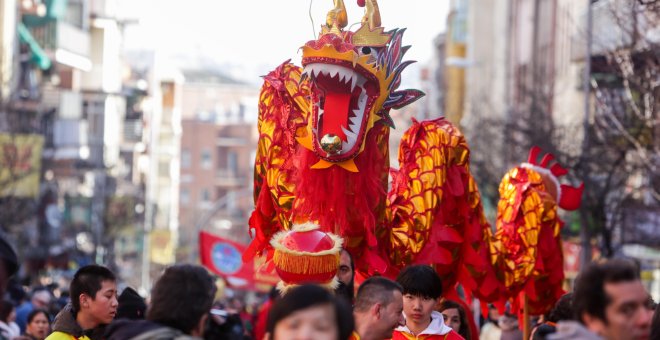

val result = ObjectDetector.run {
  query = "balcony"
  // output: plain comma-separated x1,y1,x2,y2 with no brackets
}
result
123,119,143,143
28,20,90,68
216,137,248,147
43,119,89,160
215,169,246,187
41,89,82,119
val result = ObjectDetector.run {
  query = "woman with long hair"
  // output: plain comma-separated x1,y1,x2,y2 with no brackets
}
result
438,299,471,340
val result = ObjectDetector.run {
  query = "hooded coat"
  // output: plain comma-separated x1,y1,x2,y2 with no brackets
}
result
45,304,106,340
104,319,201,340
547,321,603,340
392,311,464,339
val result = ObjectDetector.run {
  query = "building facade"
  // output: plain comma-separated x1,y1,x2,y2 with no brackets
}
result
177,70,258,262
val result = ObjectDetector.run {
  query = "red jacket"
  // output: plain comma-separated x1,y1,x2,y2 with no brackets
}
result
254,299,273,340
391,330,464,340
391,311,465,340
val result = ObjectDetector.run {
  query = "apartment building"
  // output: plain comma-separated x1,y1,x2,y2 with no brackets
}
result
177,69,258,262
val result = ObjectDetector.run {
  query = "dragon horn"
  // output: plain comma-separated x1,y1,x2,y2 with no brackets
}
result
326,0,348,32
527,146,542,164
550,163,568,177
539,153,555,168
361,0,382,30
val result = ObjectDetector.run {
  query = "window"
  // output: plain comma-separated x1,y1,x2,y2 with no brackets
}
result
227,151,238,174
181,149,191,169
64,0,85,29
180,188,190,205
201,149,212,169
201,189,211,203
158,161,170,177
216,189,227,200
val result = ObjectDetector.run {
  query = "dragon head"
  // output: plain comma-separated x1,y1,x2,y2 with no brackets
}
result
299,0,424,166
522,146,584,210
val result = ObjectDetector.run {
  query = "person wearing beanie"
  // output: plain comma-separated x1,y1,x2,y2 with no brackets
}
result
116,288,146,320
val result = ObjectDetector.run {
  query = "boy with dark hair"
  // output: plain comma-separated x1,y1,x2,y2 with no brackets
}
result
104,264,217,340
393,265,463,339
146,264,216,336
46,264,118,340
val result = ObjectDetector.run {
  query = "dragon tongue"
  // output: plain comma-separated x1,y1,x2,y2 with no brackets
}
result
320,92,351,141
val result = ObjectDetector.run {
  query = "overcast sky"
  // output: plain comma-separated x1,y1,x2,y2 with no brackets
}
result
120,1,450,83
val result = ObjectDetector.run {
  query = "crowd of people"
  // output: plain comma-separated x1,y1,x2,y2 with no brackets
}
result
0,234,657,340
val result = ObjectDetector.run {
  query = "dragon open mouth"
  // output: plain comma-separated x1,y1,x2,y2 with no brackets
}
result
302,61,378,161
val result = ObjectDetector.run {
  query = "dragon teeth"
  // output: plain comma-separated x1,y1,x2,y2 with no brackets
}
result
303,63,366,90
349,114,361,129
341,125,358,151
303,62,371,155
341,125,352,137
357,93,367,112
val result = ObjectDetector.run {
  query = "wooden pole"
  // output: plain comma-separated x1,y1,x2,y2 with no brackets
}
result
523,295,531,340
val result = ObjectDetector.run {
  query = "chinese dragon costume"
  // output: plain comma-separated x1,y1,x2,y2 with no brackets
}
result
243,0,583,313
492,146,583,314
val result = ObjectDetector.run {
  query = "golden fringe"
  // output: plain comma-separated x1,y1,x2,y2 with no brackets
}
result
291,222,321,232
273,250,340,275
277,278,340,295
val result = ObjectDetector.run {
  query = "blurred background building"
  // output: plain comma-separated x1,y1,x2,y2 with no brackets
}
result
177,69,258,262
0,0,656,301
434,0,659,298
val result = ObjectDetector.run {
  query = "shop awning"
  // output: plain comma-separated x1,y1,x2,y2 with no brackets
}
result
17,23,52,70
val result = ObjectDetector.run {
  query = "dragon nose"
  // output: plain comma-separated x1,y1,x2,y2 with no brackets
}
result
320,134,342,154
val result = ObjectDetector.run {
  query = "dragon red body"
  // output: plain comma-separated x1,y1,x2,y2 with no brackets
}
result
244,0,583,313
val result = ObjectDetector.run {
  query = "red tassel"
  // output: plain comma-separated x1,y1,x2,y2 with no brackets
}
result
435,226,464,243
416,243,453,265
446,166,465,196
289,124,390,275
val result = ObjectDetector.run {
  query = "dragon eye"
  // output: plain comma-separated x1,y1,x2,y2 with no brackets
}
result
357,46,380,64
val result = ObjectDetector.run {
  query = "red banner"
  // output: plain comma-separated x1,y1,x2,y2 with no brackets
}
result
199,231,279,292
